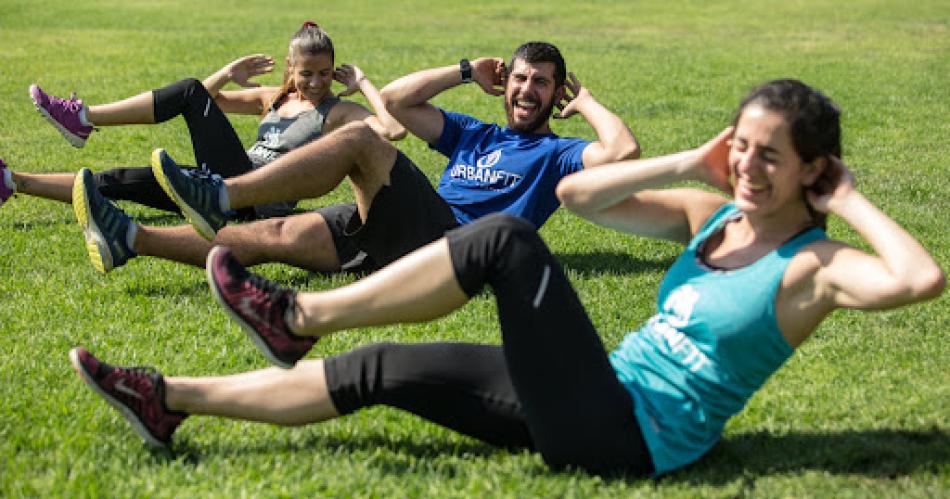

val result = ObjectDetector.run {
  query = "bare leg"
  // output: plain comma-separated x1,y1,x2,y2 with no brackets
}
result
165,359,339,425
10,171,75,203
133,224,213,267
292,239,469,337
135,212,341,271
85,91,156,126
225,121,396,221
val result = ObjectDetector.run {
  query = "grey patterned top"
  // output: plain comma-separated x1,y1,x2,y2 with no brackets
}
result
246,95,341,217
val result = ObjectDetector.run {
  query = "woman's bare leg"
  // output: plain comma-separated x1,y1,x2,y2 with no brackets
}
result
85,91,156,125
165,359,338,425
10,171,74,203
292,239,469,337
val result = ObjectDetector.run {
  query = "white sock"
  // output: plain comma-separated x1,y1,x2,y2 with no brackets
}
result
78,106,93,126
284,306,299,336
218,187,230,213
2,168,15,192
125,223,138,252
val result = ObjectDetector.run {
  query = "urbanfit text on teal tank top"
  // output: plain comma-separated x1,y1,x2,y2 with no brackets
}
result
609,203,827,475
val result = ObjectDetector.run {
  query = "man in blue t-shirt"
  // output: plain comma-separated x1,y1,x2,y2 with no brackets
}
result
99,42,639,274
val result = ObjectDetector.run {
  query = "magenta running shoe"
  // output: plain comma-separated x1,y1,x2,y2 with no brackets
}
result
29,84,95,148
206,245,315,368
69,347,186,448
0,158,12,206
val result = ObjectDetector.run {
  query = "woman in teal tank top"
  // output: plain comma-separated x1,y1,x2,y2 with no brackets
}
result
69,80,944,477
558,79,945,473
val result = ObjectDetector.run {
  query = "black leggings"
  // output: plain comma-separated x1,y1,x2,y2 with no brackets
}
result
92,78,254,215
324,214,654,476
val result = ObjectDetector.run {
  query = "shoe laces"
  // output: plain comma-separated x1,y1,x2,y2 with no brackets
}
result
247,273,292,305
51,92,84,113
190,167,223,184
116,365,160,380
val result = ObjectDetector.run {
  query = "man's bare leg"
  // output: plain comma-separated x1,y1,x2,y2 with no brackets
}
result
224,121,396,220
134,212,341,272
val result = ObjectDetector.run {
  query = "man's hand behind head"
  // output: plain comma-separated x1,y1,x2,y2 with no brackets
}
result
471,58,506,96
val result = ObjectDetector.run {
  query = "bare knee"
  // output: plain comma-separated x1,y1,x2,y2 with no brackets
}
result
268,214,341,271
335,121,396,175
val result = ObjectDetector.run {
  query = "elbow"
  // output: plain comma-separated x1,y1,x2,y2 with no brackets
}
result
914,265,947,301
380,86,401,114
893,265,947,304
386,125,408,142
622,140,642,161
610,141,640,163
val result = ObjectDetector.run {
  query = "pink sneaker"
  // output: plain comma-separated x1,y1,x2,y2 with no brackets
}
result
206,245,315,368
69,347,186,448
29,84,95,148
0,158,12,206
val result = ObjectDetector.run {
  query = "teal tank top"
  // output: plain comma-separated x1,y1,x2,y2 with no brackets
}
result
609,203,826,475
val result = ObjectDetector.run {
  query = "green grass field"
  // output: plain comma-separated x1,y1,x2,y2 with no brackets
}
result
1,0,948,496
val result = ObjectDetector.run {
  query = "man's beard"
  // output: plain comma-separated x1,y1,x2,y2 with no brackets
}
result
506,96,555,133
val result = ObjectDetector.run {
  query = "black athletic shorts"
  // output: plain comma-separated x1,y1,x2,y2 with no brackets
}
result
315,151,459,273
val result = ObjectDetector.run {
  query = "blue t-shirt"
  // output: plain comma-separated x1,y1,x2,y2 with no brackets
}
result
430,110,589,228
609,203,827,475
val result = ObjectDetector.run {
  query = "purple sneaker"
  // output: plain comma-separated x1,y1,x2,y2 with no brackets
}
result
0,158,12,206
206,245,314,368
29,84,95,148
69,347,186,448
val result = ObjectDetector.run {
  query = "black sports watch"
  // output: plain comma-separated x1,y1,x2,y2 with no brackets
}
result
459,59,473,84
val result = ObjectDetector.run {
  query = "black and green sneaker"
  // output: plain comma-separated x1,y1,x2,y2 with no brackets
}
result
72,168,136,273
151,148,227,241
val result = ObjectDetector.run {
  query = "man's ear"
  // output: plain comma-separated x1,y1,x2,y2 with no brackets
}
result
802,156,828,187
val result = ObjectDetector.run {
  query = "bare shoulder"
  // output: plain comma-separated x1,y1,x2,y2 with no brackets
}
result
681,189,729,236
325,100,371,128
783,238,855,293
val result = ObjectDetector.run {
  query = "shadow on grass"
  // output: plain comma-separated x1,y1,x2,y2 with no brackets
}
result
124,278,209,297
130,213,185,225
555,251,673,277
145,426,948,482
157,432,512,475
661,427,949,485
122,264,319,296
9,217,73,230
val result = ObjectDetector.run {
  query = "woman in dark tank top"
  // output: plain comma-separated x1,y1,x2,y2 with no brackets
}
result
5,22,405,219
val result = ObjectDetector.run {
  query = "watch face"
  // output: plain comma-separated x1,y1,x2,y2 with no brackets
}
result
461,59,472,82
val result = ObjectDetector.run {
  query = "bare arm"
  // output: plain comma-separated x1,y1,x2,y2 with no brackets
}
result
202,54,277,115
333,64,406,141
381,57,505,144
557,127,733,242
809,158,945,309
555,73,640,167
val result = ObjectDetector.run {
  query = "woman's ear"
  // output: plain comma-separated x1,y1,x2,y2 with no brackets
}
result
802,156,829,187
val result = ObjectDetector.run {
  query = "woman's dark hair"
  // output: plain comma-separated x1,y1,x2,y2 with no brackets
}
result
266,22,336,112
507,41,566,87
735,79,842,228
